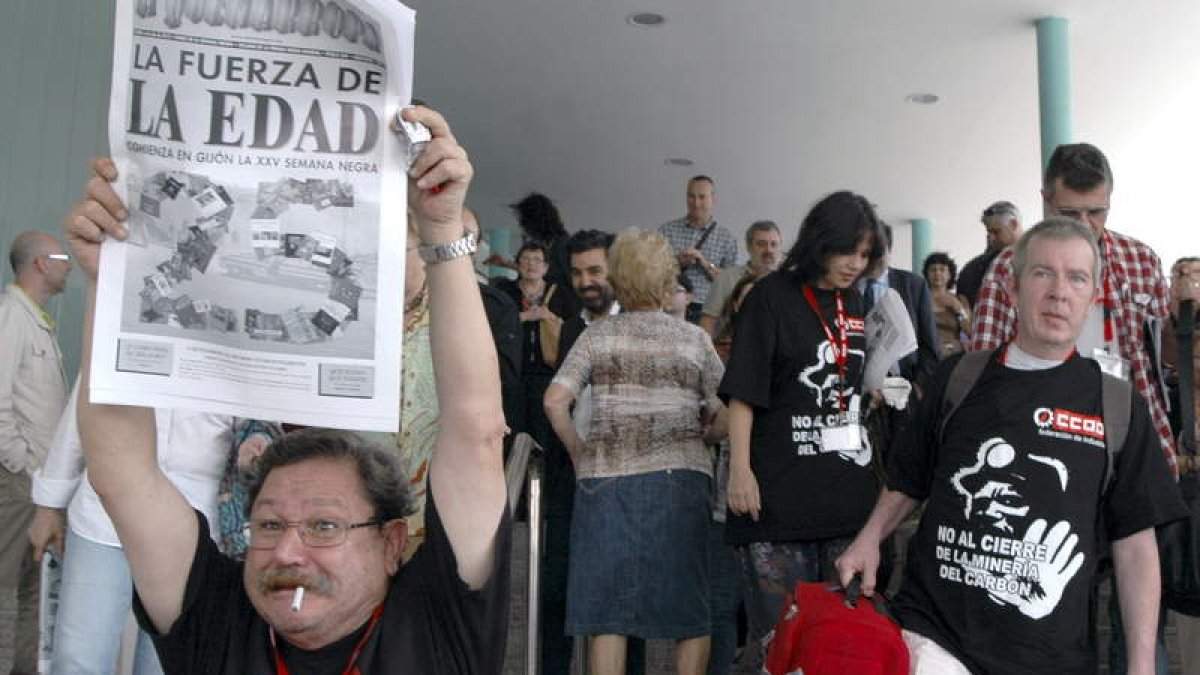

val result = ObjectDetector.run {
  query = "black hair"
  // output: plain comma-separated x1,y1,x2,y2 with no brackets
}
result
244,428,416,521
689,175,715,187
780,191,886,285
922,251,959,289
510,192,567,242
566,229,615,256
516,241,548,263
1043,143,1113,194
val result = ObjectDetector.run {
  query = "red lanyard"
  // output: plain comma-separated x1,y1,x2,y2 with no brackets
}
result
271,604,384,675
803,285,849,412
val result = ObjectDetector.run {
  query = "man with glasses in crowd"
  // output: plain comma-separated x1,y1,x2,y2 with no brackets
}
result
957,201,1022,308
972,142,1174,472
0,231,71,674
65,106,511,674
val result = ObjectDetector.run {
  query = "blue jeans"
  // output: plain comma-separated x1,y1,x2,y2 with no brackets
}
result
52,529,163,675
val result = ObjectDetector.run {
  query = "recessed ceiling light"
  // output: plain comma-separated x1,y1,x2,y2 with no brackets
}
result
905,93,939,105
627,12,666,27
665,158,694,167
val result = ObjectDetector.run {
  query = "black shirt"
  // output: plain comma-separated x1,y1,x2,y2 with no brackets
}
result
718,271,879,545
957,250,999,309
889,351,1185,674
135,483,512,675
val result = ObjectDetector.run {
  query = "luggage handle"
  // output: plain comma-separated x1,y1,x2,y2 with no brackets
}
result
828,575,898,624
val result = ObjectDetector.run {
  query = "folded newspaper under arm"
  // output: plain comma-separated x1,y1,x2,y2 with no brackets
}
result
863,288,918,391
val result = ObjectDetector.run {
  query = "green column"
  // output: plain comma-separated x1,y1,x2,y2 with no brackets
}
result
486,226,516,278
910,218,933,271
1036,17,1072,171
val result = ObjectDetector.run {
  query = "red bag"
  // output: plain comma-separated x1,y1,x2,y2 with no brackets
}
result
763,581,909,675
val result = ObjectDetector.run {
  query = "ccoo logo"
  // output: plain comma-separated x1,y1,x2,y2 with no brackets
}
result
1032,406,1104,440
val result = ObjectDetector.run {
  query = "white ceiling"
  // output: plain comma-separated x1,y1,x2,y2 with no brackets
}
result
405,0,1200,271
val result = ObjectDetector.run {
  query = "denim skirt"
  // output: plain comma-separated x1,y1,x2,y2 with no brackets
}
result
565,468,711,639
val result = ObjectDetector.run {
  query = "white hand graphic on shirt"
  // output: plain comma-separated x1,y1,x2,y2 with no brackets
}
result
984,518,1084,620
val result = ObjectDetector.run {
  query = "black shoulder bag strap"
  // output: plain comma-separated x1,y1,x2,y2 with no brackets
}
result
1180,300,1197,465
1100,373,1131,494
938,349,994,445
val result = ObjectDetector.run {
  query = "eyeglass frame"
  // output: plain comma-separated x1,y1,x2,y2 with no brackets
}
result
242,517,385,550
1049,205,1110,221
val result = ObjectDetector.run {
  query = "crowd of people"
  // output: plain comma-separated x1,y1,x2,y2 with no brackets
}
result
1,104,1197,675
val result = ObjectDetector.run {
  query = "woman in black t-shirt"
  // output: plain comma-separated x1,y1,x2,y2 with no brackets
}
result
718,190,886,669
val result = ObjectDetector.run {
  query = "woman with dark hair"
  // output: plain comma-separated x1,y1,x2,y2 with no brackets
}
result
496,241,577,450
922,251,972,358
718,190,886,670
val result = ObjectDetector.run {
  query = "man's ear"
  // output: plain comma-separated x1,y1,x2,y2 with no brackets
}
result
1004,270,1018,301
382,519,408,575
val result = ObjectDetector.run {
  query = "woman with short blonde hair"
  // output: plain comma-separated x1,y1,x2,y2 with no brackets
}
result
545,227,725,675
607,228,678,310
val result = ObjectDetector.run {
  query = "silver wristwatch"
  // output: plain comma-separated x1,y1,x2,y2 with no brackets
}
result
417,231,477,264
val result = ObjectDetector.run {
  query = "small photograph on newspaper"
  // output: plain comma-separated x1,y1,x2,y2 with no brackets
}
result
121,170,377,359
92,0,414,431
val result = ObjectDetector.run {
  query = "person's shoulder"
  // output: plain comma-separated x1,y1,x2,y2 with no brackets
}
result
479,283,516,308
1106,229,1162,265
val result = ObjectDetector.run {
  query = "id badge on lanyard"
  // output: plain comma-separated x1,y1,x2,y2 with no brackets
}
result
802,286,863,452
1094,290,1130,381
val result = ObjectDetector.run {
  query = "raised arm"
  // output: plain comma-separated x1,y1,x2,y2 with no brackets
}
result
409,108,509,589
66,158,197,634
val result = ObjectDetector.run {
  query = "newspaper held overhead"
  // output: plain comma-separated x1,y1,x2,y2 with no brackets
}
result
93,0,415,432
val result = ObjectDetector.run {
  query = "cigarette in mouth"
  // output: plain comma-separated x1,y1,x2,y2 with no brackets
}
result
291,586,306,613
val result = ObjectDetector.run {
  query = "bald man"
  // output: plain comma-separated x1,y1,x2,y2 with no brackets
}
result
1,231,71,673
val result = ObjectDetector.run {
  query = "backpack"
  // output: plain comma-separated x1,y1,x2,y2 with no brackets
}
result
940,349,1131,493
763,579,909,675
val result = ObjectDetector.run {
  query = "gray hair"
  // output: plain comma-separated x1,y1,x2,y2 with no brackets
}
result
1011,218,1101,290
744,220,780,249
981,201,1021,225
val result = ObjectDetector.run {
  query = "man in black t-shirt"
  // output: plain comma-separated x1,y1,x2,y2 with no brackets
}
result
837,219,1185,675
66,107,511,675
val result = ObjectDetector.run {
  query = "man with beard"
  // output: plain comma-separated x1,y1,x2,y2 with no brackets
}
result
700,220,782,338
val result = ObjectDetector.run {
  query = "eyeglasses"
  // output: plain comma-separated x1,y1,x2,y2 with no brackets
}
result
44,253,71,262
1051,205,1109,221
243,518,382,549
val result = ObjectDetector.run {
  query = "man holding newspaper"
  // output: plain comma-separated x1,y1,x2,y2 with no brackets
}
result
66,105,511,674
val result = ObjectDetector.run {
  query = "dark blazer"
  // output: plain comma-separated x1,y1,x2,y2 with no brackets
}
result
887,267,939,386
480,283,523,433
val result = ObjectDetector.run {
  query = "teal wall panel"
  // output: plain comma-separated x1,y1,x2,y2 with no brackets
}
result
1,0,114,381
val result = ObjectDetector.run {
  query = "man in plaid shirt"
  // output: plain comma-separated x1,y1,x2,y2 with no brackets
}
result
658,175,738,322
970,143,1175,474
